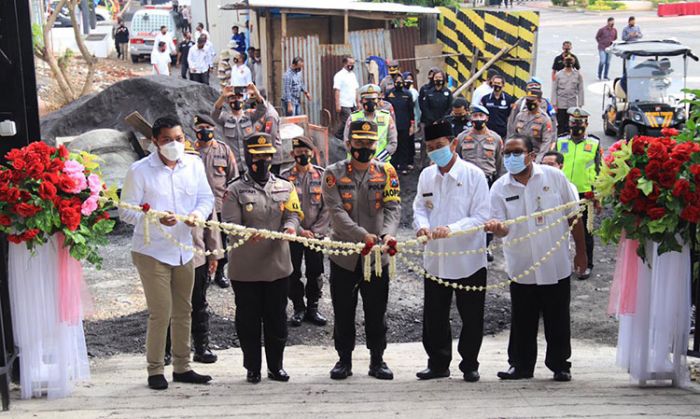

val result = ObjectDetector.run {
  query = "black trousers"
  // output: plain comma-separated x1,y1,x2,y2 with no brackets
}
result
334,106,355,139
507,277,572,374
556,109,570,136
214,212,228,279
391,128,414,168
180,62,189,79
422,268,487,372
329,261,389,355
189,72,209,85
288,242,324,311
232,278,288,373
164,264,211,353
579,192,594,268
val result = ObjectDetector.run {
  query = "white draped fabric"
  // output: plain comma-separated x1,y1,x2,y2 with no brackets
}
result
615,241,691,387
8,237,90,399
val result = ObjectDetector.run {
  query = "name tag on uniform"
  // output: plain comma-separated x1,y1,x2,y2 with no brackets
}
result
422,193,433,197
505,195,519,202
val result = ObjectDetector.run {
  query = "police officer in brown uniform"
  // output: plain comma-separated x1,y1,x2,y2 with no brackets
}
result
322,120,401,381
212,83,267,171
507,87,555,163
280,136,330,327
193,114,239,289
222,132,304,384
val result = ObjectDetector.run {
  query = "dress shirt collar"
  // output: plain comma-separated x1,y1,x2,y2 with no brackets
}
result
436,155,465,182
148,150,187,169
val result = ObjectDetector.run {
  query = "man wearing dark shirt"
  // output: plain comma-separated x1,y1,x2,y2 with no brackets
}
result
177,32,195,80
551,41,580,81
480,75,515,138
444,98,471,138
595,17,618,80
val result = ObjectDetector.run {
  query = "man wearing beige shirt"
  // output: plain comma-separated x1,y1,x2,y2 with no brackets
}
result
551,55,585,136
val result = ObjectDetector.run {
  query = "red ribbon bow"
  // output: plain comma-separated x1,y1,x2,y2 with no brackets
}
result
361,240,374,256
387,239,398,256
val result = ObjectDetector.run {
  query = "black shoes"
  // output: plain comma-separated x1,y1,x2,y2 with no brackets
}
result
304,308,328,326
247,370,261,384
267,369,290,382
497,367,533,380
148,374,168,390
368,362,394,380
487,250,495,262
330,361,353,380
416,367,450,380
214,271,231,289
173,370,212,384
290,309,305,327
193,346,218,364
463,370,480,382
553,371,572,382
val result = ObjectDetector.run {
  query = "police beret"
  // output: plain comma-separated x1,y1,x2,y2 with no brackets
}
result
244,132,276,155
350,120,378,141
193,114,216,127
470,104,489,116
292,136,315,150
424,120,453,141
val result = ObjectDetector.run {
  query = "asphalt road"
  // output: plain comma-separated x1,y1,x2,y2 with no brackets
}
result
533,8,700,149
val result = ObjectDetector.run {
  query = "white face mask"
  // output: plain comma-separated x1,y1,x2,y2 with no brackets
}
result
159,141,185,162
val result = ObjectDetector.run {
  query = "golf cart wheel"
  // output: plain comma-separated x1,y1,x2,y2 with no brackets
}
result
623,124,639,141
131,55,139,64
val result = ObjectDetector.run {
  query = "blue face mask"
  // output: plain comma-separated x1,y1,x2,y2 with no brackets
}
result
428,144,453,168
504,153,528,175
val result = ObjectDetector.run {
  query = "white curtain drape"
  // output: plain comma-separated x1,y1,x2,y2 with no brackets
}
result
616,240,691,387
8,236,90,400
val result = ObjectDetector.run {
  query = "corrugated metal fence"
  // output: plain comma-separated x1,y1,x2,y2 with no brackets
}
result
390,27,419,78
282,35,322,124
349,29,393,85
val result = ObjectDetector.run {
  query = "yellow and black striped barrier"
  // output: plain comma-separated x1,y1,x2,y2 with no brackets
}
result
438,7,539,100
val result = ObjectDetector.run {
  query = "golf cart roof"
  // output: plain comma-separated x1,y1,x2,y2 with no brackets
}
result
609,40,698,60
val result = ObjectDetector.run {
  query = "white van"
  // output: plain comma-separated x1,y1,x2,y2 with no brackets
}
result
128,6,179,63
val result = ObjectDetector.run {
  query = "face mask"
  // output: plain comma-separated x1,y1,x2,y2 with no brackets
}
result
159,141,185,162
428,144,453,168
526,101,538,111
231,100,242,111
346,65,354,72
504,153,528,175
196,128,214,142
351,147,374,163
571,126,586,137
434,79,444,87
493,85,503,92
564,61,573,68
247,156,271,183
363,101,376,113
294,154,310,166
473,120,486,130
395,82,404,89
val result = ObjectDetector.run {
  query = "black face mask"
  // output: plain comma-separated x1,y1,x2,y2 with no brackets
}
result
246,156,271,184
564,61,573,68
294,67,302,72
434,80,445,87
294,154,310,166
571,126,586,137
493,85,503,93
346,65,354,71
526,101,538,111
351,147,374,163
196,128,215,142
395,82,404,89
473,120,486,130
363,101,377,113
231,100,243,111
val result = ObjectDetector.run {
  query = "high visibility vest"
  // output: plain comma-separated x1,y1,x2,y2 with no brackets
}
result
556,136,599,193
350,109,391,157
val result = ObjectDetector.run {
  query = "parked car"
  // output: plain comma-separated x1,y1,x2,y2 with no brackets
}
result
51,2,112,27
128,6,179,64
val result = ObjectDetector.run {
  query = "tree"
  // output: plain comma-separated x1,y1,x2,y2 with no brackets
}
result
33,0,98,104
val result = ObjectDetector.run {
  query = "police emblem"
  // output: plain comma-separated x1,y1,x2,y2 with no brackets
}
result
245,203,254,212
257,136,266,144
325,174,336,188
390,178,399,188
584,143,593,152
362,122,371,132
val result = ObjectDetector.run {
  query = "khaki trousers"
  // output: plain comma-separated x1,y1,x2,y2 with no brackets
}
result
132,252,195,376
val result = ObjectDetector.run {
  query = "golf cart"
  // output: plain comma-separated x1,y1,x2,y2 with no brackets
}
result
602,40,698,140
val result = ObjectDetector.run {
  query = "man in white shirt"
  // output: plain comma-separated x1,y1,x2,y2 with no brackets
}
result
193,22,209,45
151,42,171,76
229,51,253,87
153,25,175,56
187,36,211,85
471,73,495,110
333,55,360,139
413,120,490,383
120,116,215,390
485,134,587,383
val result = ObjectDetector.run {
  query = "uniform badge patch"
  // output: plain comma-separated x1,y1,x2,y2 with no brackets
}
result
245,203,254,212
584,143,593,152
560,142,569,153
325,174,336,188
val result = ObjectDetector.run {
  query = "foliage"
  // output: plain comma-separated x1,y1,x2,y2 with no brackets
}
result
595,99,700,260
0,142,115,268
587,0,626,10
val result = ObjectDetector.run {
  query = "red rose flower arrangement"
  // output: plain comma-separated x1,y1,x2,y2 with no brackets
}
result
595,127,700,259
0,142,115,268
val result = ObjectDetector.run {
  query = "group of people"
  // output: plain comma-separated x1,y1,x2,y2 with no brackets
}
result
596,16,643,80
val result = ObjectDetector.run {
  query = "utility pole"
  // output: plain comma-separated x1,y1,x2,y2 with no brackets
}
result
0,0,41,410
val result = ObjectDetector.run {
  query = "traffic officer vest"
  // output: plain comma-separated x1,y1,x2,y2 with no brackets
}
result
556,136,599,193
350,109,391,156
